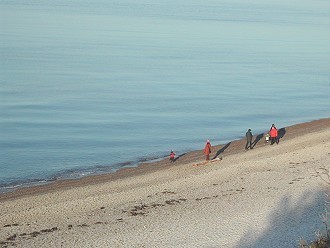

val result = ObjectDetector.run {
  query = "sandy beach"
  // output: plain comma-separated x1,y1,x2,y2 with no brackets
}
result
1,118,329,248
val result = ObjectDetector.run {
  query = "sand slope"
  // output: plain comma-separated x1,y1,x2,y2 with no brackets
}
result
0,119,329,248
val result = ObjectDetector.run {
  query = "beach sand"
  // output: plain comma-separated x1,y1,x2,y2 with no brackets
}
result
1,118,329,248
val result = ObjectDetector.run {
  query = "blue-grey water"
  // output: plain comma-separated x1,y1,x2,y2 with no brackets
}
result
1,0,329,192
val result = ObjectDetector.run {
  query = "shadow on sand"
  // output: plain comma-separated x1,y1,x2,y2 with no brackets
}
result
234,190,327,248
212,142,231,160
251,133,264,148
278,128,286,140
173,153,187,162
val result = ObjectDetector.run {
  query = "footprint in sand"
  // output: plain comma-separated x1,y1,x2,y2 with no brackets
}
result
3,223,19,228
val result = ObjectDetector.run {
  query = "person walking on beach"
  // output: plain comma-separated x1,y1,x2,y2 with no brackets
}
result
204,140,212,161
169,150,176,163
269,124,279,145
245,129,253,150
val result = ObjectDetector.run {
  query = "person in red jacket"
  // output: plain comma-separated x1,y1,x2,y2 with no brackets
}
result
269,124,279,145
204,140,212,161
169,150,176,163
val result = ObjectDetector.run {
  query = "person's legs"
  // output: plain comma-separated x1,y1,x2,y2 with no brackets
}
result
206,155,210,161
246,140,253,149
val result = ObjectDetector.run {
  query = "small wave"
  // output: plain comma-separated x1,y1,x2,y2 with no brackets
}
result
0,151,179,194
0,179,53,193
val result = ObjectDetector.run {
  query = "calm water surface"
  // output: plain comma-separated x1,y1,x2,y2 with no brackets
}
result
1,0,330,191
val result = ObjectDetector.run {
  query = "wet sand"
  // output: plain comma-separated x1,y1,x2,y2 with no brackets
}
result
0,118,329,247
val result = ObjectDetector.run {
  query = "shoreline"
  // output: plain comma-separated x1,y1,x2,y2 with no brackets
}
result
0,117,329,247
1,117,329,202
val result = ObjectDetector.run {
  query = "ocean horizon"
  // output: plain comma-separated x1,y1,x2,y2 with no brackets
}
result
1,0,330,193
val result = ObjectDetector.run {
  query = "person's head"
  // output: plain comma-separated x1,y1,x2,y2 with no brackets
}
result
272,124,275,127
248,129,251,132
206,139,210,143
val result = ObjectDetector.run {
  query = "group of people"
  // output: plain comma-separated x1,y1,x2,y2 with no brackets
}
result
245,124,279,150
170,124,280,162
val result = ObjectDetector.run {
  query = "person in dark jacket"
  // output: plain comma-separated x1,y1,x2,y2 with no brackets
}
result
245,129,253,150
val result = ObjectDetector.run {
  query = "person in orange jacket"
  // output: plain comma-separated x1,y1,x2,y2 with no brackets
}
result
204,140,212,161
269,124,279,145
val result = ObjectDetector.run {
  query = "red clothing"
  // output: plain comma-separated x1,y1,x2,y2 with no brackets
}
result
170,152,175,159
269,127,278,138
204,143,211,155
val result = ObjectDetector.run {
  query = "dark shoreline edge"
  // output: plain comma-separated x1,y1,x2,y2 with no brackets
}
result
1,118,329,202
0,155,169,194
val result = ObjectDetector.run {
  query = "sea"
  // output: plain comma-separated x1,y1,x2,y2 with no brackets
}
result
1,0,329,193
